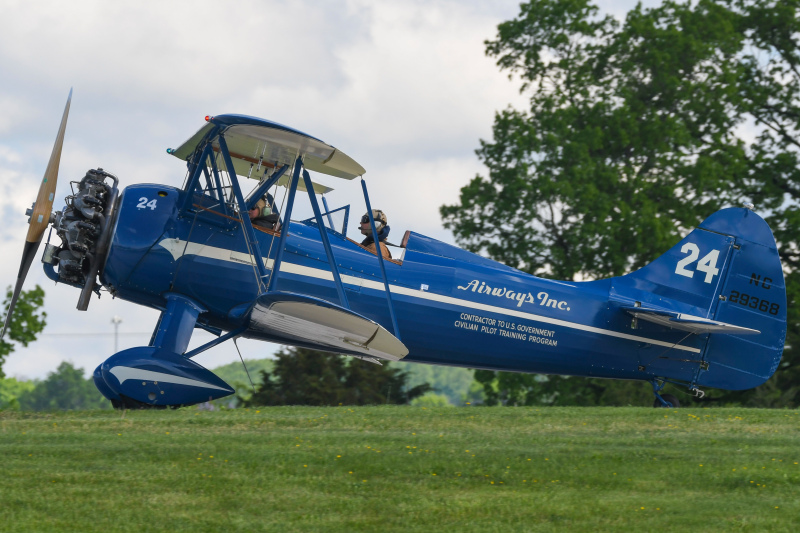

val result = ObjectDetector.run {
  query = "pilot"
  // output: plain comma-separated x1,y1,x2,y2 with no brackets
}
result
249,194,280,231
359,209,391,259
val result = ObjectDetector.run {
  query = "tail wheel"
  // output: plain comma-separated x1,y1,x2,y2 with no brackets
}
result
653,393,680,408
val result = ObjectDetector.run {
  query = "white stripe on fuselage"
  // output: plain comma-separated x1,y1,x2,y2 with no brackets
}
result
109,366,231,391
157,238,701,354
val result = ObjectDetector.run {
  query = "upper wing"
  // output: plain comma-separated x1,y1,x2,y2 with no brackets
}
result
622,306,760,335
171,114,365,181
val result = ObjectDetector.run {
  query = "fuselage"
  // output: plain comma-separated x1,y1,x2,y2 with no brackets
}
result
100,183,708,383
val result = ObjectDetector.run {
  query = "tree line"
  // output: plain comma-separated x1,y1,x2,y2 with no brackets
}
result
0,350,437,410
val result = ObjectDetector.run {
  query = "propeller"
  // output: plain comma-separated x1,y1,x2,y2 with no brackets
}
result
1,89,72,339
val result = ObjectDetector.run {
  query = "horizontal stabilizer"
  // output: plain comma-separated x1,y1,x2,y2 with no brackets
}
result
622,306,760,336
247,292,408,361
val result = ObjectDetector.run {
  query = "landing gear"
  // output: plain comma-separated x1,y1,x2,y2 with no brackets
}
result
653,393,680,408
92,293,238,408
650,379,681,408
110,395,169,410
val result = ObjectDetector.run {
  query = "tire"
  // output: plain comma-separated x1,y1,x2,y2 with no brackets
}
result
115,394,168,410
653,394,680,408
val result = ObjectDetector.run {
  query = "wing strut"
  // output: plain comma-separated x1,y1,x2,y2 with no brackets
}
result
182,129,397,342
260,155,351,310
218,135,270,290
320,196,336,229
361,178,401,340
267,156,303,293
303,169,349,309
245,164,289,210
181,141,216,213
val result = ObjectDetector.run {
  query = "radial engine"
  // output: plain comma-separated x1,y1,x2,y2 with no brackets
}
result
41,168,119,308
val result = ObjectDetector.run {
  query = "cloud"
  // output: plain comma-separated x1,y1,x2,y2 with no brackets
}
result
0,0,646,380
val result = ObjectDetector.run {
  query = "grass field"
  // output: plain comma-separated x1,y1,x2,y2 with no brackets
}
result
1,406,798,532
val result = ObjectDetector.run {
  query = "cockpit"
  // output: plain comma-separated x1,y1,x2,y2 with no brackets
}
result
169,114,409,266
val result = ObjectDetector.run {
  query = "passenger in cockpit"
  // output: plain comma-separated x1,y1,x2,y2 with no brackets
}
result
359,209,391,259
249,195,280,231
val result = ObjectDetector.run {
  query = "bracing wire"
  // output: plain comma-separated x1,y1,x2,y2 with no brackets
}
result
262,178,290,289
651,331,699,363
264,182,285,252
233,338,257,395
213,151,234,204
235,202,266,293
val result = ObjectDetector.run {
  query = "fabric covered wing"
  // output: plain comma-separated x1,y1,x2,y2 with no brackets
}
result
171,115,365,180
622,306,760,335
247,292,408,361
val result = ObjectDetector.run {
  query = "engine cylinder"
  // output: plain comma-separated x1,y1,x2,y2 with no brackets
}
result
50,169,116,288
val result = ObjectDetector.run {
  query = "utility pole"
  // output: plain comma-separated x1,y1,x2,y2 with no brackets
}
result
111,315,122,353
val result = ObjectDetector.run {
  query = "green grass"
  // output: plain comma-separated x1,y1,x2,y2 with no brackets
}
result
1,407,798,532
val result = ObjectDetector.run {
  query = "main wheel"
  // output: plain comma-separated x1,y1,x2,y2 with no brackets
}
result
111,394,168,410
653,393,680,408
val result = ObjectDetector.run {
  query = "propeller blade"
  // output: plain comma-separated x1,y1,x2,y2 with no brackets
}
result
27,88,72,243
2,89,72,339
2,241,42,338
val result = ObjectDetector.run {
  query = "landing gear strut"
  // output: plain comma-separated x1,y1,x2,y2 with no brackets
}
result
650,380,680,408
92,293,239,408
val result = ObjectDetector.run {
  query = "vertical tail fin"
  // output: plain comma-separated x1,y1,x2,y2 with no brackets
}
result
613,208,786,390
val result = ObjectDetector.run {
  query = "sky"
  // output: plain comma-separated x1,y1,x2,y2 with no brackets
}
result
0,0,662,380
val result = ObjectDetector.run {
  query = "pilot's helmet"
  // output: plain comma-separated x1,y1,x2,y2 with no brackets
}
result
254,196,270,217
361,209,387,231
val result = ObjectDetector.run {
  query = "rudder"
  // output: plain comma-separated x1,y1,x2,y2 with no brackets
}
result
697,208,786,390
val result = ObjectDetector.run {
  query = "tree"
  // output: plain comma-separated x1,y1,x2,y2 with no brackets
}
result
474,370,654,407
240,347,431,406
1,285,47,379
0,377,36,410
441,0,800,406
390,361,479,405
17,361,109,411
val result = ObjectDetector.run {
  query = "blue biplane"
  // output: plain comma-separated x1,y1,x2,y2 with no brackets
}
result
3,92,787,408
